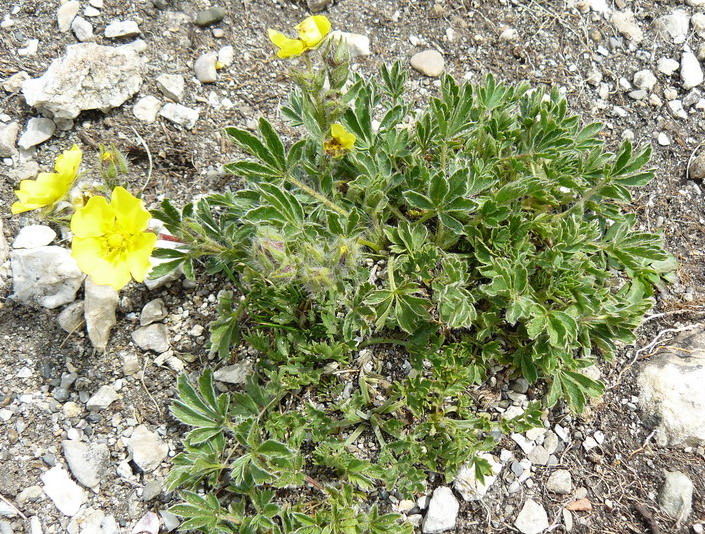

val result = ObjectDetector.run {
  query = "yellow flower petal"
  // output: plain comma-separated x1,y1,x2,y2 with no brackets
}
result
330,123,356,150
71,195,114,238
268,29,306,58
110,186,151,234
54,144,82,183
127,232,158,282
296,15,331,48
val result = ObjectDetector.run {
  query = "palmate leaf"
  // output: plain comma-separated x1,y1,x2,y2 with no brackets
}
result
171,370,229,443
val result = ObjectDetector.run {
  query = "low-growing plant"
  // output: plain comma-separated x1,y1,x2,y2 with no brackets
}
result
157,16,674,533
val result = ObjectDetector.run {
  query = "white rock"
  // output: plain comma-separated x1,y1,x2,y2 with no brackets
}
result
30,516,43,534
411,50,444,77
84,278,118,352
657,132,671,146
693,13,705,37
156,74,185,102
40,466,85,516
57,1,80,32
668,99,688,119
658,471,693,520
18,117,56,149
128,425,168,472
22,43,144,120
514,499,549,534
131,511,160,534
511,433,536,455
633,69,657,91
58,301,84,333
500,27,519,41
612,10,643,42
159,103,199,129
329,31,371,58
638,330,705,446
62,440,110,488
86,384,120,410
421,486,459,533
218,45,235,66
84,6,100,17
13,225,56,249
194,52,218,83
589,0,610,13
0,121,19,157
160,510,180,532
688,0,705,5
140,298,167,326
154,351,185,373
133,96,161,123
2,71,30,93
11,246,84,309
71,16,94,42
89,0,104,7
18,39,39,57
105,20,141,39
454,453,502,501
214,361,254,385
546,469,572,494
681,49,704,90
132,323,170,353
657,58,680,76
562,509,573,531
656,10,690,44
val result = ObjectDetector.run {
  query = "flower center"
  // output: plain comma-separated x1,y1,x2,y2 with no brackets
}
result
104,230,129,255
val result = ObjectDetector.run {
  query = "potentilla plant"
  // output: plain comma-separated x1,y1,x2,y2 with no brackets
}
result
11,144,157,290
155,15,675,533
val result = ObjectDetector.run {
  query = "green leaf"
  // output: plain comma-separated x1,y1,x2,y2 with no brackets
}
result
225,126,279,170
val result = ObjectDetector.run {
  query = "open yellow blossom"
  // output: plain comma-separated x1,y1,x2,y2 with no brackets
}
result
323,123,356,156
71,186,157,291
11,145,82,214
268,15,331,58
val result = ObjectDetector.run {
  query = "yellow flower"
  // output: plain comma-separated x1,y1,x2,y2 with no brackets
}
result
11,145,82,214
268,15,331,58
295,15,331,48
70,186,157,291
323,123,356,156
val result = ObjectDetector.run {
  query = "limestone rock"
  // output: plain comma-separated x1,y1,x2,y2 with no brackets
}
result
658,471,693,521
422,486,459,533
329,31,371,58
58,301,85,333
546,469,572,494
454,453,502,501
195,7,226,27
84,278,118,352
681,49,704,90
11,246,84,309
638,328,705,446
656,10,690,44
128,425,168,472
213,361,254,385
410,50,444,77
194,52,218,83
158,103,199,129
71,16,94,42
40,466,85,516
86,384,120,411
514,499,549,534
140,298,167,326
12,225,56,249
132,323,170,353
18,117,56,149
612,10,643,43
62,440,110,488
156,74,185,102
133,96,161,123
57,1,80,32
0,121,19,157
105,20,141,39
22,43,144,120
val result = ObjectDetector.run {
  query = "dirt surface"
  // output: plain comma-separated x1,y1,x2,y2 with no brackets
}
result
2,0,705,533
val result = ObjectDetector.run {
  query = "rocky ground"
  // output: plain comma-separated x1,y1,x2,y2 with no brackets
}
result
2,0,705,533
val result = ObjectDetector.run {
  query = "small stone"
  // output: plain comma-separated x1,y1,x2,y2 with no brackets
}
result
500,27,519,41
89,0,104,7
84,278,118,352
18,39,39,57
11,246,84,309
132,323,170,353
0,121,19,157
306,0,332,12
633,69,657,91
656,10,690,44
454,453,502,501
159,103,199,129
62,440,110,488
156,74,185,102
133,96,161,123
128,425,168,472
511,433,535,455
141,479,163,502
58,301,84,333
657,132,670,146
421,486,459,533
57,1,80,32
105,20,141,39
658,471,693,520
411,50,444,77
546,469,572,494
328,31,371,58
689,151,705,179
123,353,141,375
29,517,42,534
86,384,120,410
514,499,549,534
154,351,185,372
213,361,254,384
194,52,218,83
131,511,160,534
2,71,30,93
218,45,234,66
16,485,43,505
510,377,529,394
668,99,688,119
611,10,643,42
160,510,180,532
13,225,56,249
681,49,704,90
41,465,85,516
683,88,702,108
71,17,94,42
18,118,56,149
657,58,680,76
195,7,226,27
0,502,17,518
562,509,574,531
84,6,100,17
140,298,167,326
63,402,82,418
528,445,550,465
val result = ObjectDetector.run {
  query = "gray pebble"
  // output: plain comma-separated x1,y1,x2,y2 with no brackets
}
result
195,7,225,27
